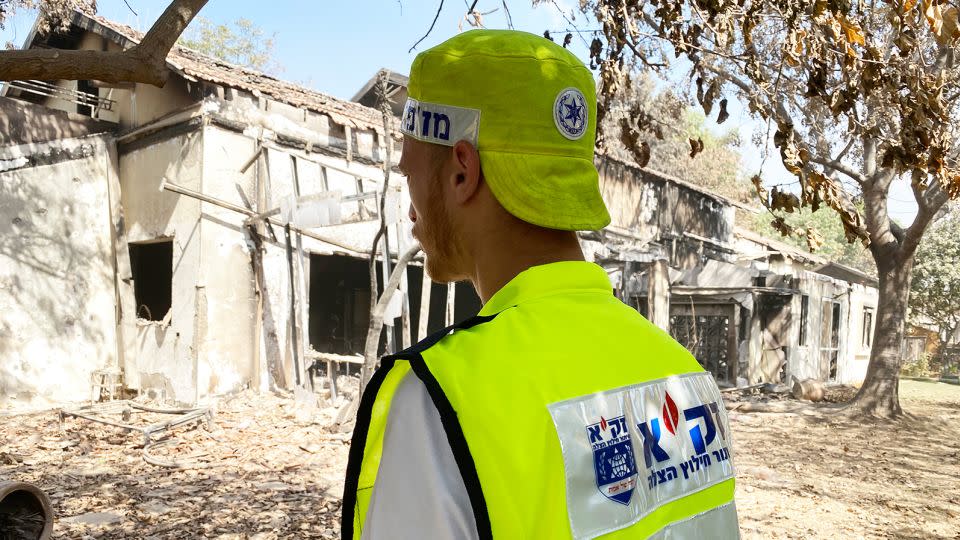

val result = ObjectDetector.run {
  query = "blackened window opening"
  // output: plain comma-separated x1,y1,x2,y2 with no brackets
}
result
670,313,730,383
399,266,482,342
309,255,381,356
77,80,97,116
129,241,173,322
799,295,809,346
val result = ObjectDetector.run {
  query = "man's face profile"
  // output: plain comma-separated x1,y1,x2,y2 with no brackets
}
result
399,136,460,283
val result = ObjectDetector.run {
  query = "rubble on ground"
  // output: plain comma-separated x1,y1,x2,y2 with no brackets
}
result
0,376,359,540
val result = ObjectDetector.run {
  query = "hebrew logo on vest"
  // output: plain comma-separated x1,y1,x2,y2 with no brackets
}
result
637,392,731,490
551,373,736,538
586,415,637,505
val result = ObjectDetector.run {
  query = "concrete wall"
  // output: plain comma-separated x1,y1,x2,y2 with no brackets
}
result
660,182,733,243
839,283,878,384
597,158,733,247
0,135,118,407
786,271,875,385
197,126,262,395
113,79,196,131
112,93,405,401
119,130,203,404
0,96,114,146
196,123,404,396
730,233,880,385
597,159,660,240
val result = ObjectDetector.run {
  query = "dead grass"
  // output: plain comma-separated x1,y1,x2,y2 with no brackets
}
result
734,380,960,539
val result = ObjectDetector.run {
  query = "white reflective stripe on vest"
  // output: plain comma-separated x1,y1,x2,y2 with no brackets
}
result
649,501,740,539
548,372,735,540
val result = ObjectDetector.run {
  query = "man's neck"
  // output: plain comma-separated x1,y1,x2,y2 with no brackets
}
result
469,228,585,304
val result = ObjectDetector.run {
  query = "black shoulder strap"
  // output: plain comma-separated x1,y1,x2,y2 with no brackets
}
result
408,353,493,539
341,313,498,540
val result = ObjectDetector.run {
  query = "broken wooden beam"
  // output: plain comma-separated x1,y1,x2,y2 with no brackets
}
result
305,351,365,365
160,178,364,254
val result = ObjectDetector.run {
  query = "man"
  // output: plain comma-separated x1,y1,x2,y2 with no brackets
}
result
342,30,738,539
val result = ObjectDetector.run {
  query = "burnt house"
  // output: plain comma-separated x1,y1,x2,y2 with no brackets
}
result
0,11,481,408
590,159,879,387
1,11,878,409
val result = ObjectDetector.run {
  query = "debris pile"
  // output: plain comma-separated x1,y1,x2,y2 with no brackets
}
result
0,378,359,539
722,381,859,412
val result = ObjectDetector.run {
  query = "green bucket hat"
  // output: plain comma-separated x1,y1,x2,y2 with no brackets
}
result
401,29,611,231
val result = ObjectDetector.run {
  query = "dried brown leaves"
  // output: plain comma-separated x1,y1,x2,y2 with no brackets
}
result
580,0,960,240
0,384,360,539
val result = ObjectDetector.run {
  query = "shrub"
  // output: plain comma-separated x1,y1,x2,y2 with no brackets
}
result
901,353,932,377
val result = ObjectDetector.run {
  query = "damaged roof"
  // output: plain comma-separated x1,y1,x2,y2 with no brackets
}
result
68,11,393,133
735,227,878,287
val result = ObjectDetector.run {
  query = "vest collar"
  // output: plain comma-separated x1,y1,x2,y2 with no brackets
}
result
478,261,613,316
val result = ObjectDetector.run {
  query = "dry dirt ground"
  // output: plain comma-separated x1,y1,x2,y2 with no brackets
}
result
0,379,958,539
733,380,960,539
0,385,356,540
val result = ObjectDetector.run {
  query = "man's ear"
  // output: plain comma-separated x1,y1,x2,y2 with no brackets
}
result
448,140,483,205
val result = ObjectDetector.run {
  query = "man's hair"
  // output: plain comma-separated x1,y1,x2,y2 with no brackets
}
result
426,142,450,173
424,141,484,185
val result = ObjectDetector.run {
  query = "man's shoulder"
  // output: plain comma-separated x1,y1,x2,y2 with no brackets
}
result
386,312,501,362
406,297,677,359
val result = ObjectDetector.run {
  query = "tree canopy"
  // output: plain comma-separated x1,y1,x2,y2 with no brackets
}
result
565,0,960,416
752,204,876,272
910,205,960,352
179,17,281,73
600,72,751,202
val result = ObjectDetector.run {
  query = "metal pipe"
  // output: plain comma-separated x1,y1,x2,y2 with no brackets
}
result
0,481,53,540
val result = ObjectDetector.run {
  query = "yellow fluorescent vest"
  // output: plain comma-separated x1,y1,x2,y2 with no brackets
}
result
342,262,738,539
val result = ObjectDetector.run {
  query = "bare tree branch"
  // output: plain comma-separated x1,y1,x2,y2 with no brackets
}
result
409,0,444,53
358,244,422,391
904,183,949,256
134,0,208,66
121,0,139,17
701,63,758,103
913,180,950,216
863,137,879,179
863,170,899,257
0,49,165,84
502,0,514,29
0,0,208,86
808,154,867,184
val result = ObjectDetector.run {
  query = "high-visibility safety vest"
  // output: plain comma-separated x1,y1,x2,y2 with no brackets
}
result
342,262,739,539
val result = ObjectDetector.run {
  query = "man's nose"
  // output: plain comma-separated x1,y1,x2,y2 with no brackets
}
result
408,204,417,223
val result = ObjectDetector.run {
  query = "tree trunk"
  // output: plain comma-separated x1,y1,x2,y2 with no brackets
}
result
0,0,208,85
336,245,421,432
358,245,422,391
849,254,915,417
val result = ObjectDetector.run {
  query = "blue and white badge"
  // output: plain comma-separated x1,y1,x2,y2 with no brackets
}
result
553,87,588,140
587,415,638,505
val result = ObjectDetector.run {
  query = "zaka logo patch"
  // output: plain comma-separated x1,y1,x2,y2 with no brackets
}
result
586,415,637,505
548,373,736,539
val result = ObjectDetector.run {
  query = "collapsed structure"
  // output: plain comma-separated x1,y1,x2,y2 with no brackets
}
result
0,11,879,408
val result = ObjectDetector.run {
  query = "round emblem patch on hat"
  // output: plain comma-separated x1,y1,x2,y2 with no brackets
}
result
553,87,588,141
